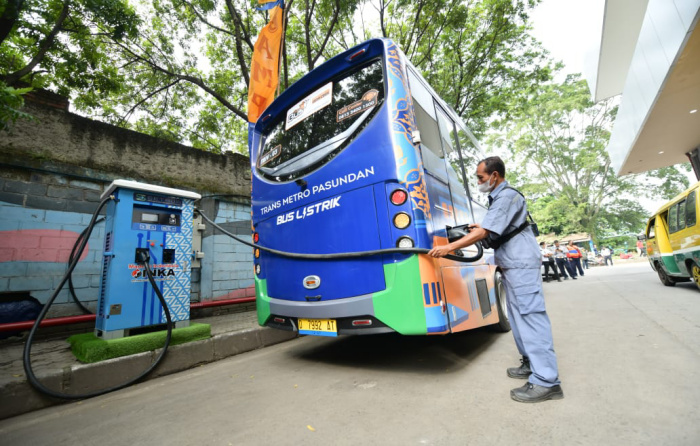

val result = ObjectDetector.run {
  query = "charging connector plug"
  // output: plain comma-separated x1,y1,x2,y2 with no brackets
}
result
135,248,150,264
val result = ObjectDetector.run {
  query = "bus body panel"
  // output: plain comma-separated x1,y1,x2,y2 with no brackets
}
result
256,256,447,335
669,188,700,274
440,265,500,332
256,185,387,300
385,41,433,248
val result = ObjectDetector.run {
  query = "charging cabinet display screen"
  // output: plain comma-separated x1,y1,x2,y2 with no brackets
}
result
131,206,181,232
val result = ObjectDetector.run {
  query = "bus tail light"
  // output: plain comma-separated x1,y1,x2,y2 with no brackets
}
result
352,319,372,326
393,212,411,229
274,317,286,324
390,189,407,205
397,236,414,248
255,264,261,275
253,232,259,243
255,249,260,258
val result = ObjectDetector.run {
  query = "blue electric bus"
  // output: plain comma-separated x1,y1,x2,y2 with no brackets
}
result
249,38,509,336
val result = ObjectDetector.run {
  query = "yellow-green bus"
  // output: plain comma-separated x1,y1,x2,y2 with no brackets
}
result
646,181,700,289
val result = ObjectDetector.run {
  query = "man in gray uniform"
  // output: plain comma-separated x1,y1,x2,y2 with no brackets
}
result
428,156,563,403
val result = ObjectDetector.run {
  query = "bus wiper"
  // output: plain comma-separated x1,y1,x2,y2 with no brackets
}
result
264,107,375,177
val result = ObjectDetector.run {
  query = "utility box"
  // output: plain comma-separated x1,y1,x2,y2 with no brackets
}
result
95,180,201,339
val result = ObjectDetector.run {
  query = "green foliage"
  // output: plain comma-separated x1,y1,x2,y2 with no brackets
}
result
378,0,550,137
0,81,33,131
491,73,690,242
1,0,139,87
0,0,548,153
0,0,140,131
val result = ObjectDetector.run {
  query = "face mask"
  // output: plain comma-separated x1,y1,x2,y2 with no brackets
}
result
477,174,495,194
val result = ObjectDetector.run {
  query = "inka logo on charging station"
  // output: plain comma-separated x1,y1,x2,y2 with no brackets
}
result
128,263,180,282
276,196,341,225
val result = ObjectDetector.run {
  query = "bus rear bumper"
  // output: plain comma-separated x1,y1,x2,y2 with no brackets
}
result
268,294,374,319
256,256,429,335
265,295,395,335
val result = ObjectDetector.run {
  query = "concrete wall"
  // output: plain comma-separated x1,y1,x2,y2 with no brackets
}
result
0,98,255,318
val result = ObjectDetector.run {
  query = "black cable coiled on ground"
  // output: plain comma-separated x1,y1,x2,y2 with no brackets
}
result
23,196,173,400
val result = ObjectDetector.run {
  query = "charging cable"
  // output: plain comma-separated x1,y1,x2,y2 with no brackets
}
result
23,196,174,400
197,209,483,263
66,217,105,314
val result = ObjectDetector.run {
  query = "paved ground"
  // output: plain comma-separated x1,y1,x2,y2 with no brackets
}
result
1,261,699,445
0,309,296,419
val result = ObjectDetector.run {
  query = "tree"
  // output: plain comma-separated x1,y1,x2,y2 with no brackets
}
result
79,0,363,152
2,0,550,152
491,74,690,241
0,0,140,130
376,0,551,137
0,81,32,131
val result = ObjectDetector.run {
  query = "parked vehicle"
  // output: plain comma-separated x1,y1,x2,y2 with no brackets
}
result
645,181,700,289
250,39,509,337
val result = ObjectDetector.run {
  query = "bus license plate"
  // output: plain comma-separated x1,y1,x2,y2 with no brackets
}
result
298,318,337,337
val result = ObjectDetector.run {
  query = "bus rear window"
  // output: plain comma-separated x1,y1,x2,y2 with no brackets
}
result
257,60,385,181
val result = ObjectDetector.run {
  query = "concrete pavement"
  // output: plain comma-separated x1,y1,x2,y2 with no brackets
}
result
1,261,700,445
0,308,297,420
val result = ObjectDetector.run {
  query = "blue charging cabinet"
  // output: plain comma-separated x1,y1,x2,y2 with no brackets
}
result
95,180,201,339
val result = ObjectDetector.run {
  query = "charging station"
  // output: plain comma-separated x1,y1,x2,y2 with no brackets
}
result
95,180,201,339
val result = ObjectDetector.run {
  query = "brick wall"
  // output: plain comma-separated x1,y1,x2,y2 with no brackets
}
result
0,99,254,318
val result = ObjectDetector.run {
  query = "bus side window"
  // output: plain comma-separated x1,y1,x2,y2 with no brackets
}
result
669,204,678,233
678,199,686,230
408,69,443,159
687,191,697,227
647,218,655,238
435,106,463,185
435,107,457,156
454,128,482,205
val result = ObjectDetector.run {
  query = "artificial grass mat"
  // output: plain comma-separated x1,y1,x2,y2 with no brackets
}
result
67,323,211,363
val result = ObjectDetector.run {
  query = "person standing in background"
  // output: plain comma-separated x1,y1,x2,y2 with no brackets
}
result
566,241,584,277
553,240,574,280
540,242,561,282
581,248,589,269
601,246,613,266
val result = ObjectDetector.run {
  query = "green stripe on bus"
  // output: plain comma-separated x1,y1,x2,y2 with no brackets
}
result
372,255,427,335
661,255,681,274
255,278,271,326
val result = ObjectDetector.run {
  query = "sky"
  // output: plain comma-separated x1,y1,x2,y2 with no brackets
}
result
529,0,605,80
527,0,695,214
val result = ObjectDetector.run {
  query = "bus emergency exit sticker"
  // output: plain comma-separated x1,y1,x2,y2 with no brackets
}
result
285,82,333,131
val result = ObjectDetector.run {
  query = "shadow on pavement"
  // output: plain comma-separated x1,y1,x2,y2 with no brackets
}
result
287,327,505,374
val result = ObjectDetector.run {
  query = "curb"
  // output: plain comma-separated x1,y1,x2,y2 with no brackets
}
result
0,327,297,420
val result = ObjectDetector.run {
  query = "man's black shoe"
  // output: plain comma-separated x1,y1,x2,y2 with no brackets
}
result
506,356,531,379
510,383,564,403
557,278,562,282
572,276,577,280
